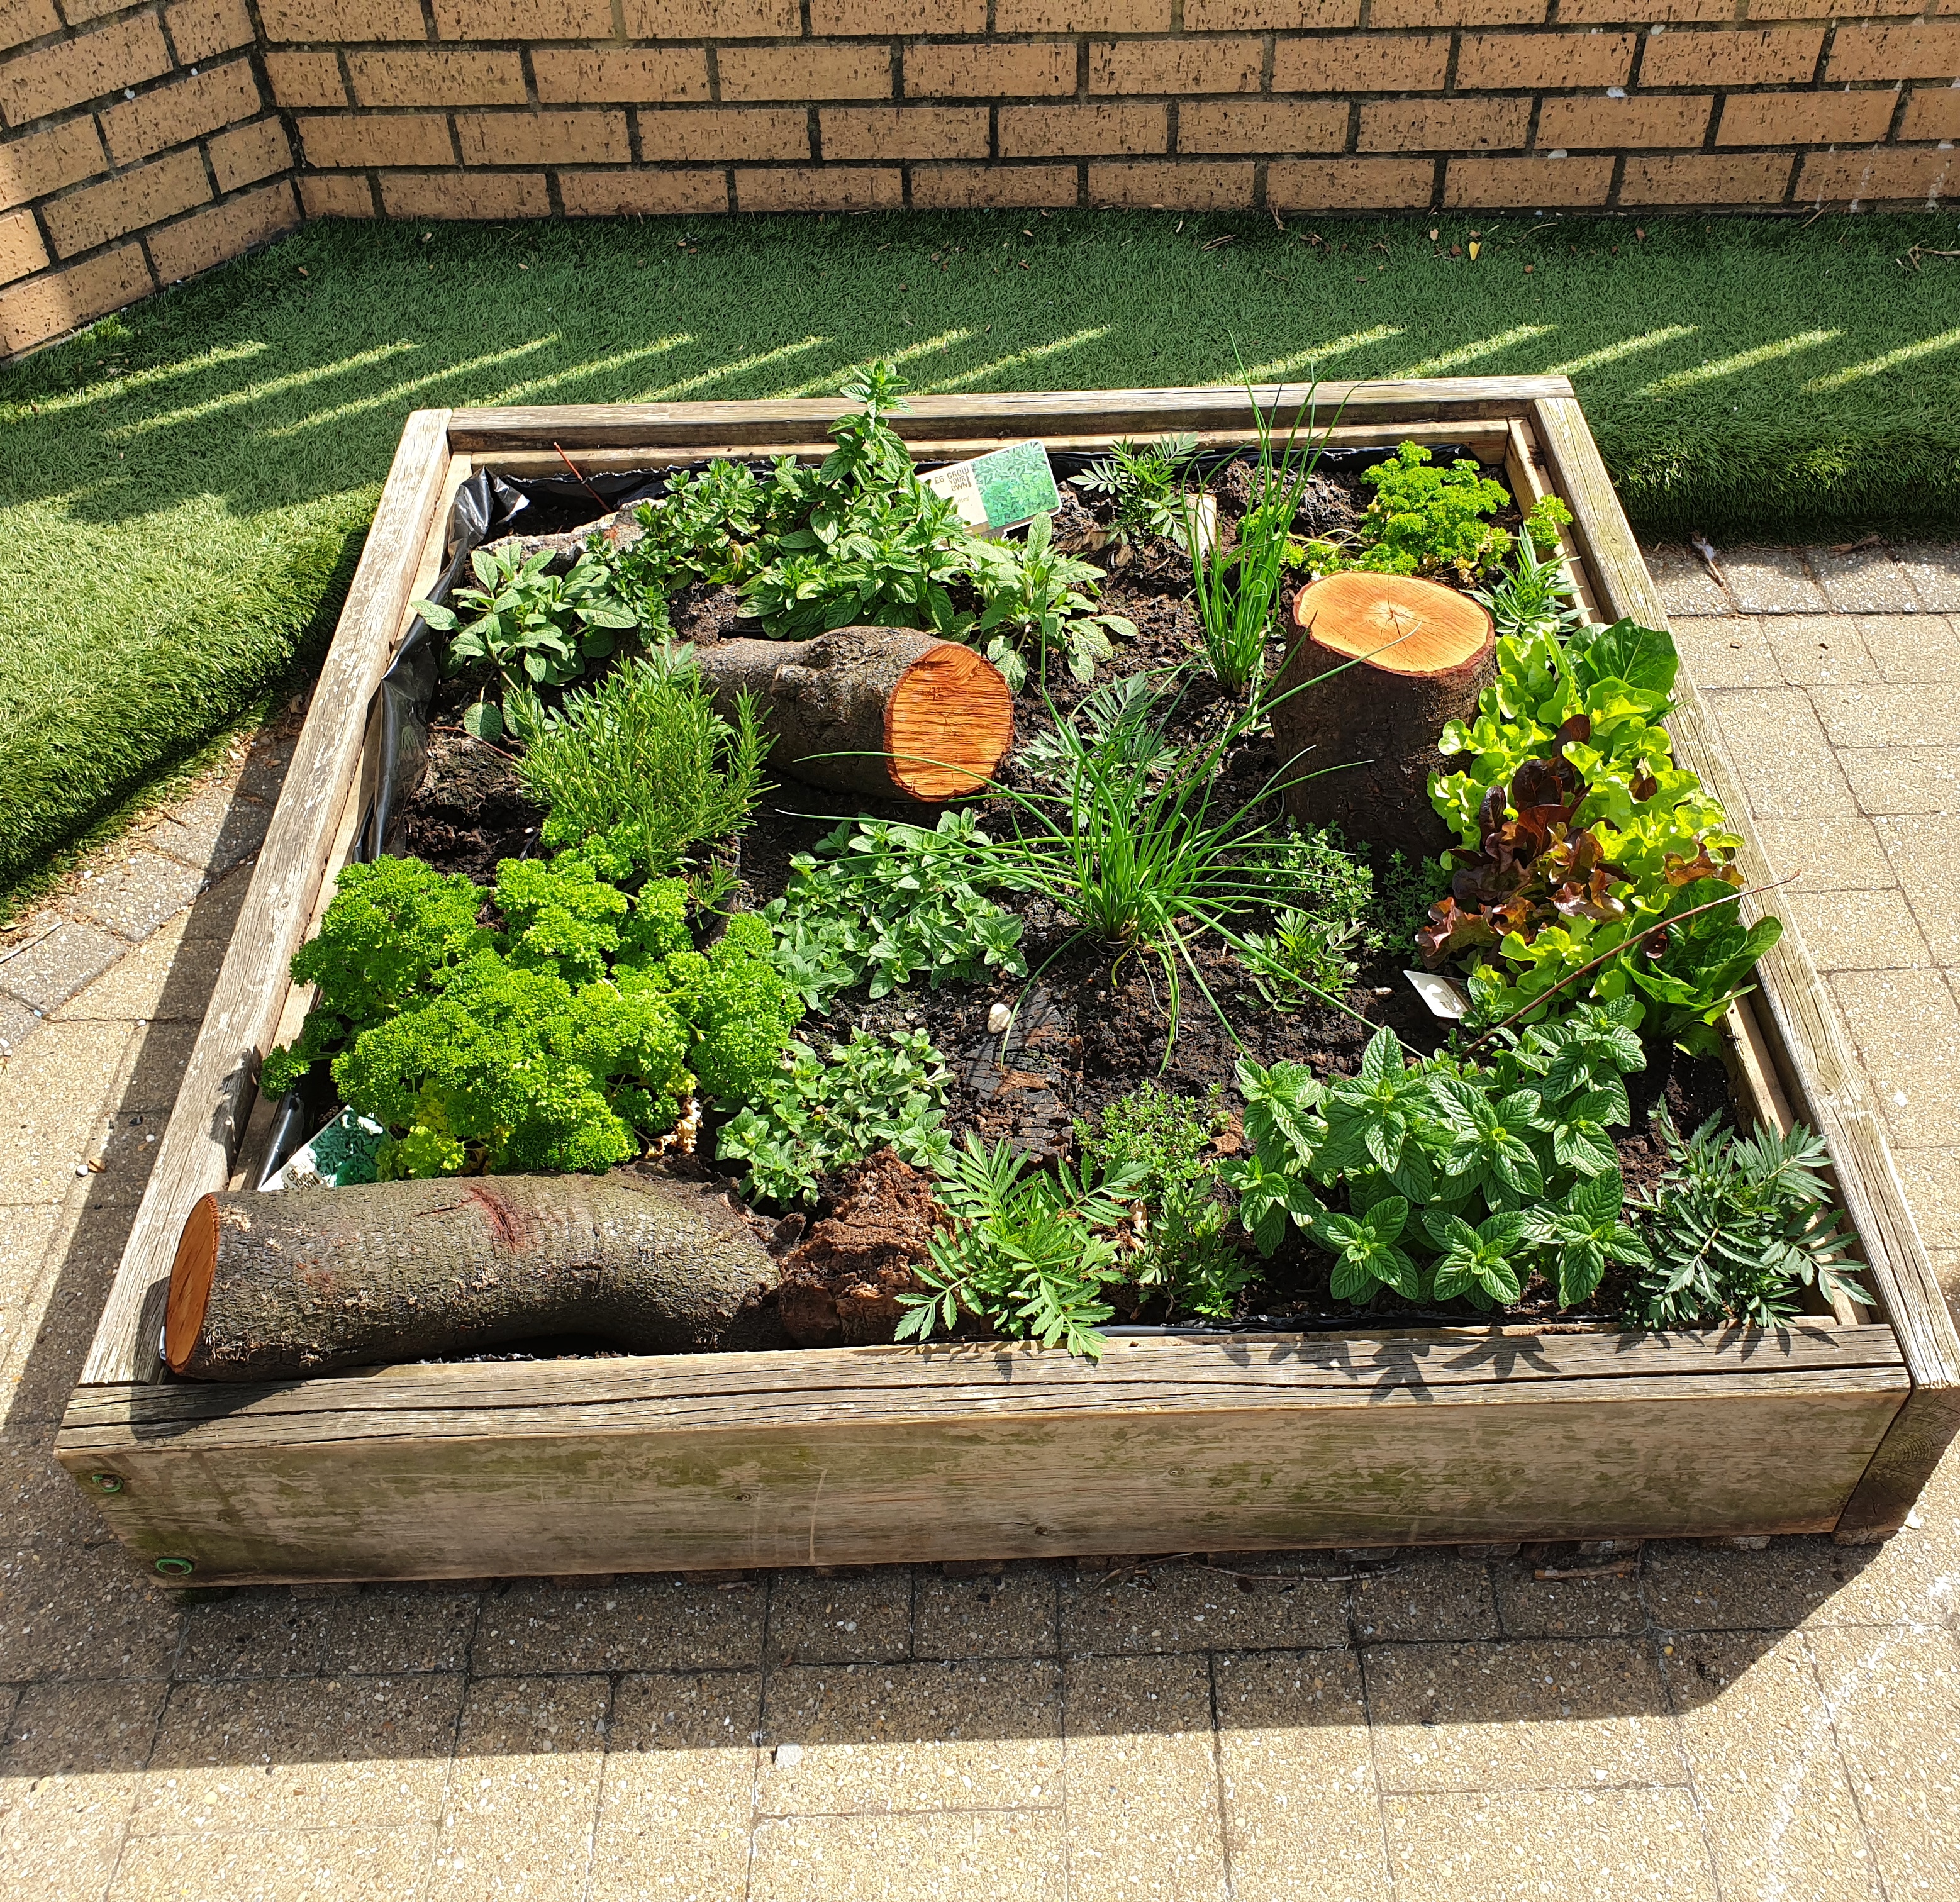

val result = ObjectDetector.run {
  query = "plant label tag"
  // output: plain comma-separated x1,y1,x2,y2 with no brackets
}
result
1404,970,1471,1020
922,440,1061,537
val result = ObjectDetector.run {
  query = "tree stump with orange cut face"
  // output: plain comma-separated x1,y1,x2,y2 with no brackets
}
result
1271,572,1496,864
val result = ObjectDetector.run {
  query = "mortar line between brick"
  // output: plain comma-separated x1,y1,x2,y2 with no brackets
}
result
1354,1640,1402,1901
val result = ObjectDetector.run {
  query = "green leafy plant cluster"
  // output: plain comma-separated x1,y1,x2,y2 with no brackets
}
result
1076,1083,1255,1321
411,545,639,742
264,853,802,1180
606,460,769,618
1070,433,1200,553
715,1026,952,1208
1426,612,1778,1047
1623,1111,1866,1328
1240,823,1382,1004
967,511,1137,688
1305,443,1572,584
515,647,768,891
1225,1010,1652,1311
894,1140,1149,1359
764,812,1027,1011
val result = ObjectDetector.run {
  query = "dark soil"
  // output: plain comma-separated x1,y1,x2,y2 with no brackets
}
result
394,445,1740,1340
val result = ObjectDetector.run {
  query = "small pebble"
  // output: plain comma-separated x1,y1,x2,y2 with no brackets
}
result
987,1003,1013,1033
774,1743,803,1768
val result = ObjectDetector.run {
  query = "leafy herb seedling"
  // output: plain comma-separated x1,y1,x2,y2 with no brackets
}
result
1071,433,1200,553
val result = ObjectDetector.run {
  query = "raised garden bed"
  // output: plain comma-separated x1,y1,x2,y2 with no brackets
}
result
56,379,1960,1586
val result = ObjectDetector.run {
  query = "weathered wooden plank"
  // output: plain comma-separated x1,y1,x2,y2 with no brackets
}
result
1529,391,1960,1537
77,409,457,1388
57,1323,1906,1438
474,417,1518,479
447,377,1571,453
56,1380,1900,1586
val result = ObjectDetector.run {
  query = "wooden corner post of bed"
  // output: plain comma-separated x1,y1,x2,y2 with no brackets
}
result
1528,391,1960,1542
75,409,459,1389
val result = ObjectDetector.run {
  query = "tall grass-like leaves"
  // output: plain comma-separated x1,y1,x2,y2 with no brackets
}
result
1183,384,1335,694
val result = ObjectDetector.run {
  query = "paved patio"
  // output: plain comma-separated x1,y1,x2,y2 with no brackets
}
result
3,543,1959,1901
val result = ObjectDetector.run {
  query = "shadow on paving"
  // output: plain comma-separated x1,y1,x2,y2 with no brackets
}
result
0,728,1943,1775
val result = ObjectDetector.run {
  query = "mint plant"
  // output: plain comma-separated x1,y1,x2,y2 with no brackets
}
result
968,511,1137,687
413,545,638,741
1223,1007,1651,1311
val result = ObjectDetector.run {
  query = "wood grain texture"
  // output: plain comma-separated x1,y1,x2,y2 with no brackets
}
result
1529,391,1959,1537
78,410,457,1388
58,1332,1904,1584
448,379,1574,453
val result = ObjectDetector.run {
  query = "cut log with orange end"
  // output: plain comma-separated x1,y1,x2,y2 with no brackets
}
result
693,628,1014,803
1270,572,1496,863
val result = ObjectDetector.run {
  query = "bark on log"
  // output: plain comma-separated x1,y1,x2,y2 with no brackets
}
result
1271,573,1495,863
165,1170,784,1381
692,628,1015,803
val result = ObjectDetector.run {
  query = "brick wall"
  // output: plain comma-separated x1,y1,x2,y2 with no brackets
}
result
5,0,1957,357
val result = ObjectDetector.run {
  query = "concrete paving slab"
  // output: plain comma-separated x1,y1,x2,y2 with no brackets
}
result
1058,1557,1347,1655
64,852,206,945
767,1566,915,1666
750,1811,1069,1902
1757,612,1879,687
1667,615,1781,691
1491,1553,1648,1638
1891,540,1960,613
1350,1550,1499,1643
1812,681,1960,750
1849,611,1960,684
470,1572,764,1677
913,1563,1059,1661
1782,890,1934,972
1721,547,1830,614
1810,543,1925,615
1842,747,1960,817
1827,968,1960,1145
0,918,128,1015
109,1826,437,1902
1642,543,1730,618
137,781,272,879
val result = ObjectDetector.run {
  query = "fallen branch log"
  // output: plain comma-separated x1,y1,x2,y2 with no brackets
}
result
165,1170,784,1381
693,628,1015,803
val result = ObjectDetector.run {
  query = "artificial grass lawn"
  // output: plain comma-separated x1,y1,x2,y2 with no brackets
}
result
3,206,1958,905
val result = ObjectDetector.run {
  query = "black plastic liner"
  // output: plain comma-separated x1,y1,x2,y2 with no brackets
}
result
255,438,1451,1193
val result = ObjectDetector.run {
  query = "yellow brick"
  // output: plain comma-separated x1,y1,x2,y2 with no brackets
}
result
165,0,253,63
1089,37,1262,94
623,0,799,33
733,165,903,209
994,0,1171,28
44,146,208,257
1272,33,1449,92
637,106,809,162
99,60,260,166
259,0,426,37
432,0,613,37
298,111,452,167
348,49,525,107
1621,151,1794,203
455,110,630,166
1799,146,1956,201
999,102,1165,156
820,106,988,159
1185,0,1357,26
909,162,1079,206
1088,158,1254,206
1717,89,1897,146
1369,0,1542,23
0,13,170,125
1267,155,1433,208
0,205,48,284
0,240,150,354
1445,152,1614,204
1900,86,1960,142
811,0,983,29
265,52,346,109
532,50,709,104
1454,30,1636,90
716,43,894,102
1,0,60,58
150,178,298,281
380,171,551,218
208,116,292,192
298,172,376,216
558,168,728,215
0,116,108,212
1828,22,1960,83
1639,27,1824,88
1358,97,1530,150
1177,99,1348,153
1534,92,1712,149
905,42,1076,99
1561,0,1724,16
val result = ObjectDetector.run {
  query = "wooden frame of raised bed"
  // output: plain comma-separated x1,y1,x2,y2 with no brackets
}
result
54,379,1960,1587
